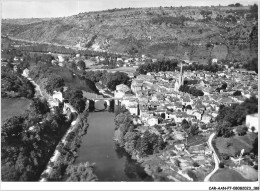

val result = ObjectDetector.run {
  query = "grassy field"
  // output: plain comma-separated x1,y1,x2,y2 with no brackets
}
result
210,168,249,182
214,133,257,157
1,98,32,124
187,134,208,146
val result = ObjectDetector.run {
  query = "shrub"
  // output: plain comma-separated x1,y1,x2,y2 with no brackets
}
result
193,162,200,167
219,162,225,168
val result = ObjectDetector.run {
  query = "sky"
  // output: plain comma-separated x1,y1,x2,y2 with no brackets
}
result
1,0,258,19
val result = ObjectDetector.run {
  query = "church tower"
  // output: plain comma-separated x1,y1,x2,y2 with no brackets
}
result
179,62,184,86
175,62,185,91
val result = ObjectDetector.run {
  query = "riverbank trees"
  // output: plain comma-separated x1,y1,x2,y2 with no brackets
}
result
65,162,97,181
114,106,166,157
1,99,70,181
63,89,86,113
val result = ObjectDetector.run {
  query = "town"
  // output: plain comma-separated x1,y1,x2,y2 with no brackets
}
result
1,0,258,187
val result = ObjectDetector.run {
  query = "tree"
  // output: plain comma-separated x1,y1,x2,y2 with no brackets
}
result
233,90,242,96
29,98,50,115
1,115,25,146
181,119,190,129
63,89,86,113
124,132,139,151
45,76,64,95
77,60,86,71
245,58,258,73
188,125,199,136
65,162,97,181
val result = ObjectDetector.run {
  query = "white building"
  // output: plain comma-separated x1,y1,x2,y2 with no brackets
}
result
58,55,64,63
212,58,218,64
22,68,30,77
147,117,158,126
246,113,258,132
53,91,63,103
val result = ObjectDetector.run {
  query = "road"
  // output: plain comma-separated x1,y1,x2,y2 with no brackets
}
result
204,133,220,182
39,103,80,182
7,36,128,56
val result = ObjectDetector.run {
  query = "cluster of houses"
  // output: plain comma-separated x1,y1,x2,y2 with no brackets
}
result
115,68,258,131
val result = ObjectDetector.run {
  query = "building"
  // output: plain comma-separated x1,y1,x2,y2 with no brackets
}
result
147,117,158,126
53,91,63,103
246,113,258,132
174,62,184,91
212,58,218,64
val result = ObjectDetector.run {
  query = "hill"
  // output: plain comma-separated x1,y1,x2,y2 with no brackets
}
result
1,5,258,63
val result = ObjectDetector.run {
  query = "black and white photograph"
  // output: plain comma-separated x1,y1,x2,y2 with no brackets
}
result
0,0,259,190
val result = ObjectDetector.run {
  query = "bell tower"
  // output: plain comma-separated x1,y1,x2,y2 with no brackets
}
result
179,62,184,86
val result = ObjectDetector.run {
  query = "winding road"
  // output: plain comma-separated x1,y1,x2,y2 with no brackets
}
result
204,133,220,182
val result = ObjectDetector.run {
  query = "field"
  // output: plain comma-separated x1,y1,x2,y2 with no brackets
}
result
214,133,258,157
1,98,32,123
210,168,249,182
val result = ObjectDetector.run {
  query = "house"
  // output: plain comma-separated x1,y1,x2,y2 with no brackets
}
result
147,117,158,126
128,106,138,116
246,113,258,132
53,91,63,103
212,58,218,63
201,114,212,124
58,55,64,62
175,144,185,151
22,68,30,77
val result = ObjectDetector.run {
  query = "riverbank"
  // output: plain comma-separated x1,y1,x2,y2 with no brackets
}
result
23,70,97,181
74,111,152,181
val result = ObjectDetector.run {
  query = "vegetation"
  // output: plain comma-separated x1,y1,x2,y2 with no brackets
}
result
1,71,35,98
151,15,192,27
244,57,258,73
29,62,98,95
84,70,131,91
183,62,224,73
216,96,258,133
114,106,166,157
1,98,32,123
215,133,258,157
65,162,97,181
179,85,204,97
47,115,91,181
2,5,258,63
136,59,178,74
1,98,70,181
63,89,86,113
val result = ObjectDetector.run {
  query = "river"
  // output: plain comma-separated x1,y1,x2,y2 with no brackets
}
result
74,111,152,181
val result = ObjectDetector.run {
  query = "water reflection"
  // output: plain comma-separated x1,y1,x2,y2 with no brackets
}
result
114,144,153,181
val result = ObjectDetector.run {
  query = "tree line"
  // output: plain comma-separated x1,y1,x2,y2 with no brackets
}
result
84,70,131,91
136,59,178,74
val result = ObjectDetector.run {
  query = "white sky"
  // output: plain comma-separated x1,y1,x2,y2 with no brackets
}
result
1,0,258,19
